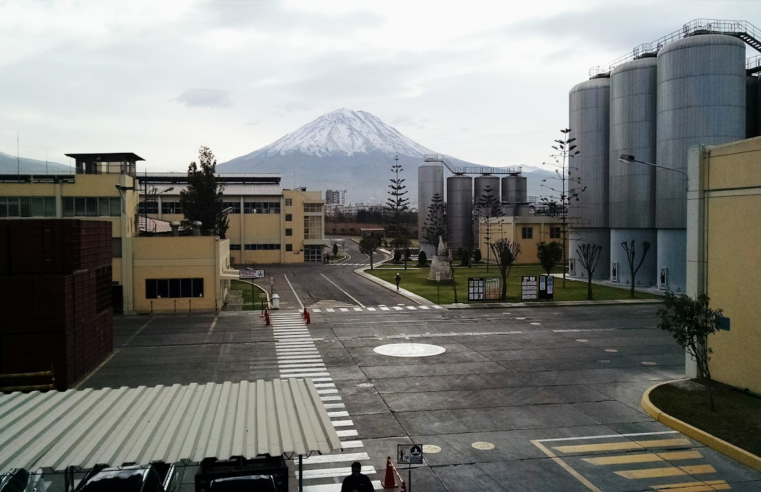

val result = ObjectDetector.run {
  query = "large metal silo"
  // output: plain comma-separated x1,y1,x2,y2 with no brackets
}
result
609,57,658,286
569,77,611,279
500,175,527,216
418,159,445,256
474,175,501,205
656,34,745,291
446,175,473,250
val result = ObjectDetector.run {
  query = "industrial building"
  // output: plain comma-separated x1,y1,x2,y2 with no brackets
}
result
569,19,761,292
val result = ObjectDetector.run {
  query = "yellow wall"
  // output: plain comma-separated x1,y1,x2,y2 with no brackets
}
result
700,138,761,394
131,236,227,314
476,216,564,264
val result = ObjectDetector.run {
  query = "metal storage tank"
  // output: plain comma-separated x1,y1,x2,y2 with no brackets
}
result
500,175,527,216
609,57,658,286
656,34,746,292
474,175,501,205
747,75,759,138
569,77,611,279
417,158,445,256
446,175,473,250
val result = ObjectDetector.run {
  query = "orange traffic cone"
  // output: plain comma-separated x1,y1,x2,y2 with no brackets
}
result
381,456,397,488
400,481,406,492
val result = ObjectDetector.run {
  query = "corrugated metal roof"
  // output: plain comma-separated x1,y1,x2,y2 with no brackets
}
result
148,184,282,196
0,379,341,474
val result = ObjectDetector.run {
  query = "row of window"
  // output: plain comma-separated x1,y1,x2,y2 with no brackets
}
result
0,197,57,217
304,216,322,239
519,226,562,240
145,278,204,299
220,202,281,214
64,197,121,217
304,203,322,213
231,244,296,252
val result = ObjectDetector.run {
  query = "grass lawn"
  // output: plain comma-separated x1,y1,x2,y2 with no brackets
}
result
650,379,761,457
367,264,662,304
230,280,267,311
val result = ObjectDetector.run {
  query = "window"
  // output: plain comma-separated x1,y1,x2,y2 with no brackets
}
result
63,197,121,217
244,202,280,214
304,203,322,213
137,201,158,214
112,238,122,258
161,201,182,214
229,244,242,251
145,278,204,299
549,226,561,239
244,244,280,250
285,214,292,222
285,199,292,207
304,245,322,262
285,244,293,252
522,227,533,239
0,197,56,217
285,228,292,236
222,202,241,214
304,216,322,239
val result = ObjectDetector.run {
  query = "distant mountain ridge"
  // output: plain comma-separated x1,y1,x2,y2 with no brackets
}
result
0,151,73,174
219,109,550,205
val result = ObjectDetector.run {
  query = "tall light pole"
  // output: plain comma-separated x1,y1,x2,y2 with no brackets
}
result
619,154,688,190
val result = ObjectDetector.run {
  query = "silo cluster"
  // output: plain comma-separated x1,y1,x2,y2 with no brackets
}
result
569,28,752,292
417,158,444,256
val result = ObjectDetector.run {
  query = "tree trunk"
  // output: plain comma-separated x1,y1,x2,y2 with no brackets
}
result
501,274,507,301
630,274,636,299
707,376,716,412
587,275,593,300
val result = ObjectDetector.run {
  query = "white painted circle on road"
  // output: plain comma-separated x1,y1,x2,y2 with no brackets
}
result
472,442,495,450
423,445,441,454
373,343,446,357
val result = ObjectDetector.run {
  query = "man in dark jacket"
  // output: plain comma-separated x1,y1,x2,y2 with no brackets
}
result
341,462,374,492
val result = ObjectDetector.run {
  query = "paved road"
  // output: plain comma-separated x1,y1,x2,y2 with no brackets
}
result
81,255,761,491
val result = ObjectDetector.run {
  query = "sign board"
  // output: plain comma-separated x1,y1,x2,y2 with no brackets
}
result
521,276,538,301
484,277,501,300
436,272,441,282
716,316,730,331
239,269,264,279
398,444,424,464
467,278,484,301
258,293,268,300
538,275,554,300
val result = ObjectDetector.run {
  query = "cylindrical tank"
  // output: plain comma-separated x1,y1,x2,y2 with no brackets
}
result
569,228,611,280
417,159,445,255
609,229,657,287
656,34,745,292
500,175,527,216
609,57,657,230
747,75,759,138
446,175,473,250
569,78,610,230
474,175,500,205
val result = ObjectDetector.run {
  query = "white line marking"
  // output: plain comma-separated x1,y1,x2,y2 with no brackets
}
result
311,377,333,382
321,396,343,401
323,403,345,409
317,389,339,394
314,383,336,388
434,306,443,309
380,307,390,311
327,308,335,313
367,307,376,311
283,372,330,378
313,308,322,313
336,429,359,437
283,273,304,310
280,367,327,373
279,364,327,369
303,481,382,492
300,452,368,465
327,411,349,418
393,307,403,311
296,466,375,479
535,431,679,443
353,307,362,312
406,306,416,310
339,440,363,448
420,306,430,310
320,273,366,308
340,308,349,312
331,420,353,427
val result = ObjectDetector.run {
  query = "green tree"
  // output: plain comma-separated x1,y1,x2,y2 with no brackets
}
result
621,240,651,299
332,243,339,258
393,249,402,263
417,250,427,267
385,155,410,238
421,193,447,245
359,236,380,270
576,243,601,300
180,146,229,238
473,249,482,263
490,239,520,301
474,185,503,273
537,241,564,276
658,293,723,411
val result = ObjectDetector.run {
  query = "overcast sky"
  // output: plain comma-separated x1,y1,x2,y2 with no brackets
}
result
2,0,760,172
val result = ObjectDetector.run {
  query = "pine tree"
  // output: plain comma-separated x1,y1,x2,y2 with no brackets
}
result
179,146,229,239
421,193,447,245
386,155,409,237
474,184,503,272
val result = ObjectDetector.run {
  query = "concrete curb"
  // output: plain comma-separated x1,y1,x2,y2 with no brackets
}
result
442,299,662,309
642,381,761,473
354,266,431,306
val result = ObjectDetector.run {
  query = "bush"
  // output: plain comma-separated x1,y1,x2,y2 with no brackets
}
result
473,249,482,263
460,248,469,266
418,250,427,266
393,249,402,263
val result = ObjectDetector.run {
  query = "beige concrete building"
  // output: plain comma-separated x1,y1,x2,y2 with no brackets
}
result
476,215,564,265
686,138,761,394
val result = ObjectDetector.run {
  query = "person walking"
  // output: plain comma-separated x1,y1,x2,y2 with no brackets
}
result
341,462,375,492
395,273,401,291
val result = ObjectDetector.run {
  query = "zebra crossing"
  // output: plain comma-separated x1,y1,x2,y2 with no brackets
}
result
270,312,382,492
312,305,444,313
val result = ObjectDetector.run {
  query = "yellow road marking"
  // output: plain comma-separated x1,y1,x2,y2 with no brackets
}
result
582,450,703,466
530,440,603,492
554,438,691,454
651,479,730,491
616,464,716,479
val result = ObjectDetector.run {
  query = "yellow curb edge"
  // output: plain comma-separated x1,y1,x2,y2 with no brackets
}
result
642,380,761,473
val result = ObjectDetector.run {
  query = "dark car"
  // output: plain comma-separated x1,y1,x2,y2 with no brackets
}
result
75,462,177,492
209,475,277,492
0,469,29,492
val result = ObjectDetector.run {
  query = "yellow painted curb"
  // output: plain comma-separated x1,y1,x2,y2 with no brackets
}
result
642,381,761,473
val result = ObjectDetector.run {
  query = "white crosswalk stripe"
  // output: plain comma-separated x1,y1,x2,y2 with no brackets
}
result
309,304,443,314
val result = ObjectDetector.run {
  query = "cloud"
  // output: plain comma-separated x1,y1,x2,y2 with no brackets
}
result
174,88,233,109
244,121,261,126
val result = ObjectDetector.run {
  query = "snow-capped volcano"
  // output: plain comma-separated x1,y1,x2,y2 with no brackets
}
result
258,108,433,158
219,109,549,204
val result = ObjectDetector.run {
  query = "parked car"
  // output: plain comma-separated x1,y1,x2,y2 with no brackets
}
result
208,475,277,492
75,462,177,492
0,469,29,492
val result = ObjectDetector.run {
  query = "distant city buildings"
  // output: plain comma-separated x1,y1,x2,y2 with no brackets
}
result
325,189,346,206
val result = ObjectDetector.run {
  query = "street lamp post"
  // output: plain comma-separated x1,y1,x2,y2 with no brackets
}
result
618,154,688,191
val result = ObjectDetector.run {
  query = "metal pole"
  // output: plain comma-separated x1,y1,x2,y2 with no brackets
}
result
408,464,412,492
437,281,440,305
252,281,255,311
299,455,303,492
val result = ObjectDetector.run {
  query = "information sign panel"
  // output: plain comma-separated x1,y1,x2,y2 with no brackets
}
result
467,278,484,301
538,275,554,300
239,269,265,279
521,276,538,300
398,444,424,464
484,277,501,300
